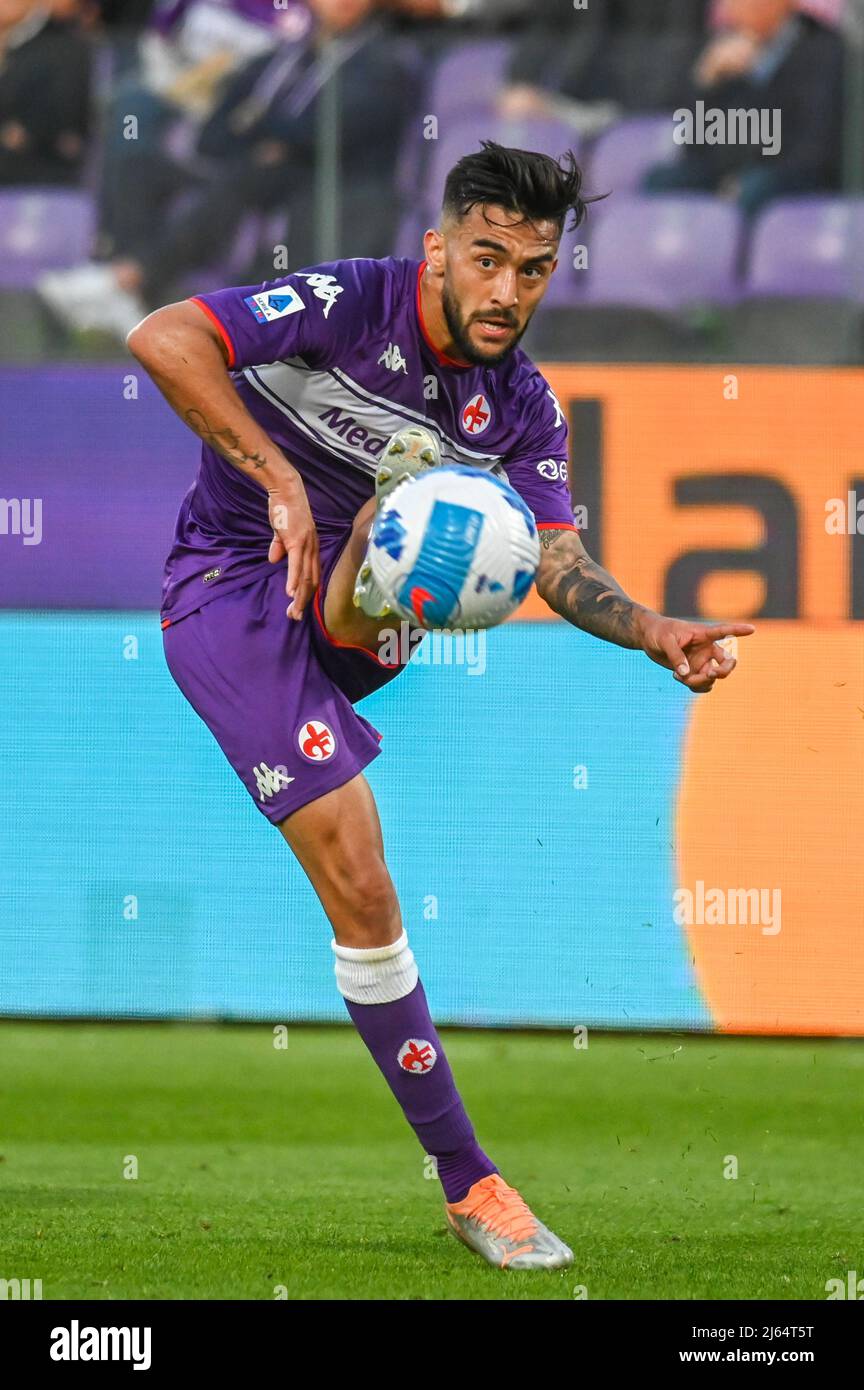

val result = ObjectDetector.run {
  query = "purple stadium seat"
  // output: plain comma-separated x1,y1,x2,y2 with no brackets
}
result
746,197,864,302
0,189,95,288
589,115,680,195
583,195,742,309
426,38,513,119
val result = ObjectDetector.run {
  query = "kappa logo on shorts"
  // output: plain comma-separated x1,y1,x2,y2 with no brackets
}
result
253,762,295,802
461,393,491,436
297,719,337,762
397,1038,437,1075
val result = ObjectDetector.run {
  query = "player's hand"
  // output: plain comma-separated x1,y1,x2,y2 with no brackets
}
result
637,615,755,694
267,480,320,621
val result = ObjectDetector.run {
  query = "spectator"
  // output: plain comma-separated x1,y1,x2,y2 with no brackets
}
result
497,1,709,128
96,0,306,258
643,0,845,215
0,0,93,185
37,0,414,337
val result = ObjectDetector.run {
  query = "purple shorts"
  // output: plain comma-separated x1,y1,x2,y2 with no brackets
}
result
162,534,408,824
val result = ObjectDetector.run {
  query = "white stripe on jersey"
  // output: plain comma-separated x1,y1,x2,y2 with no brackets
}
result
242,360,503,476
327,367,502,465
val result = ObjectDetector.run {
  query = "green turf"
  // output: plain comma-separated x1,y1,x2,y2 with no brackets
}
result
0,1022,861,1300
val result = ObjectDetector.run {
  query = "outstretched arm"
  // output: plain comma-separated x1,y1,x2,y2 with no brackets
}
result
127,300,319,620
535,527,754,694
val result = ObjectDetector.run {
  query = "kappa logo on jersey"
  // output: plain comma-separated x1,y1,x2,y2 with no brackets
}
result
546,387,565,428
298,719,337,762
295,272,343,319
378,342,408,373
537,458,568,482
461,393,491,436
243,288,305,323
253,762,295,802
397,1038,438,1074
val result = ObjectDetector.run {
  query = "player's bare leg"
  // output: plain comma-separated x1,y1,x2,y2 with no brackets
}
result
277,773,574,1270
323,422,442,647
277,769,400,948
321,496,385,650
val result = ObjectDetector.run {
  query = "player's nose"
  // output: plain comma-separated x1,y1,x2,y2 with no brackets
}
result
490,268,519,308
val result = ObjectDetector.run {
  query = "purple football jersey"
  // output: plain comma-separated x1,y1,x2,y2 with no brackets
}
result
162,257,575,623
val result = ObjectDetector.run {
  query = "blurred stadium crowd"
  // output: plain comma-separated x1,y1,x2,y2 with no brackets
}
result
2,0,864,361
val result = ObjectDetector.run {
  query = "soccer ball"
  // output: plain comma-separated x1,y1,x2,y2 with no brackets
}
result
368,465,540,631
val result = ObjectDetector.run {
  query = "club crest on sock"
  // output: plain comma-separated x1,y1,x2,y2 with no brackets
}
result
397,1038,437,1074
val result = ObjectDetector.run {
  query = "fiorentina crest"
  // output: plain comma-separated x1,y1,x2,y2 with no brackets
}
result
397,1038,437,1074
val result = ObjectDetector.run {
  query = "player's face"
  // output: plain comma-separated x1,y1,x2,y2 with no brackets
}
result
433,205,559,366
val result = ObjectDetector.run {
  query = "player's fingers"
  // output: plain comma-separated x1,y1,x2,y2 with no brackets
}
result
308,532,321,592
660,630,690,677
287,578,316,621
286,536,319,619
701,623,755,640
689,642,727,674
674,668,717,694
711,655,737,679
269,532,286,565
285,538,303,609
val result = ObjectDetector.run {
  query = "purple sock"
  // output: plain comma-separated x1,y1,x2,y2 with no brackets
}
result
343,979,497,1203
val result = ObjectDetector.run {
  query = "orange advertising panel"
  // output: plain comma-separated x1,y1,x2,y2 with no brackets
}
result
517,365,864,623
516,367,863,1035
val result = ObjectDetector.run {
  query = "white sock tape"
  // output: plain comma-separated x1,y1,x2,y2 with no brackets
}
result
332,929,419,1004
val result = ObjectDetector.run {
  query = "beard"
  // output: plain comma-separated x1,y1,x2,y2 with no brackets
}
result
441,279,530,367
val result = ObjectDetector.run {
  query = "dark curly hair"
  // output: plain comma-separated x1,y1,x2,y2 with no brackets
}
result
442,140,597,237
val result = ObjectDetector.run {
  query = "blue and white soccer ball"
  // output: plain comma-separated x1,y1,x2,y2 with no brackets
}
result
369,465,540,631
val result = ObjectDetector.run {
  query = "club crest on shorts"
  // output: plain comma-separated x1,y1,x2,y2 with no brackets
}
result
297,719,337,762
461,393,491,436
397,1038,437,1074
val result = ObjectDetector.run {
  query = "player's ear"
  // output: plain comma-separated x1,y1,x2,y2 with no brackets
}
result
423,226,445,274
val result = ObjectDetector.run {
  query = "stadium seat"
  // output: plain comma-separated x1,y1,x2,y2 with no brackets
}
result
589,116,681,196
745,197,864,301
524,304,705,363
0,189,95,288
714,297,864,365
582,195,742,309
426,38,514,119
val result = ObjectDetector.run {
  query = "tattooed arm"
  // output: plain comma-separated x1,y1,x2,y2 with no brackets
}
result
127,299,318,620
536,527,648,649
536,528,755,694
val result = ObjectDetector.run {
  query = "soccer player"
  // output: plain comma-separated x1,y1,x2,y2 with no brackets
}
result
128,142,753,1271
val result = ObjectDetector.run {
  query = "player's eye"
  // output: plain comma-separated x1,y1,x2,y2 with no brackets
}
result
477,257,496,270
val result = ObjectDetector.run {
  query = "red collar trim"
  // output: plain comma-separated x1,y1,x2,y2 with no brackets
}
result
415,263,471,370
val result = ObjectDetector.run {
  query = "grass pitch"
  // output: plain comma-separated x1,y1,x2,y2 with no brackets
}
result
0,1022,860,1300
